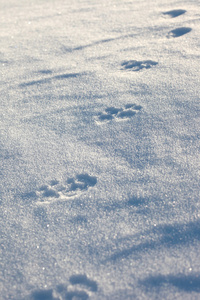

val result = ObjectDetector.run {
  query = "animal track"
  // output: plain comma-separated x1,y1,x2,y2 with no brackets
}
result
36,174,97,204
30,289,56,300
163,9,186,18
97,103,142,123
167,27,192,38
29,274,98,300
121,60,158,71
69,274,98,292
65,290,89,300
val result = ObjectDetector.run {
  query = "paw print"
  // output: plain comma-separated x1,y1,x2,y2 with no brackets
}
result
97,103,142,123
121,60,158,71
36,174,97,204
29,274,98,300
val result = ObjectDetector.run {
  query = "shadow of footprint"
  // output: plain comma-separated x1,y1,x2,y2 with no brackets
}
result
30,289,57,300
30,286,89,300
69,274,98,292
67,174,97,193
163,9,186,18
121,60,158,71
65,290,89,300
55,275,98,300
167,27,192,38
117,110,136,118
105,107,123,115
99,113,114,121
42,188,60,198
29,275,98,300
127,196,147,207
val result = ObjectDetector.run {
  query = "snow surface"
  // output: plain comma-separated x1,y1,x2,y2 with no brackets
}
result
1,0,200,299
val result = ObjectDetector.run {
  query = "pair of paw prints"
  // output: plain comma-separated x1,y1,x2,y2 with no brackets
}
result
30,274,98,300
97,103,142,123
162,9,192,38
36,174,97,204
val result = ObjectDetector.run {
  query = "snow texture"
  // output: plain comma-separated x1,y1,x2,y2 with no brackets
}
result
1,0,200,299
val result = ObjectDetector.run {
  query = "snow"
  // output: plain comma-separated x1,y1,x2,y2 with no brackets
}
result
0,0,200,299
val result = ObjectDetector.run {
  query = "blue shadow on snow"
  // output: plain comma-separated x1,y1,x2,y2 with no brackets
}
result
103,220,200,262
163,9,186,18
140,273,200,293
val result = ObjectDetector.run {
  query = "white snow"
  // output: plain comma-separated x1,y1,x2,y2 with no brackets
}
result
1,0,200,299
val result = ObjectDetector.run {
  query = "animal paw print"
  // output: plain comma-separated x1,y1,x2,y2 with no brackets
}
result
36,174,97,204
29,274,98,300
167,27,192,38
97,103,142,123
65,274,98,300
163,9,186,18
121,60,158,71
30,289,57,300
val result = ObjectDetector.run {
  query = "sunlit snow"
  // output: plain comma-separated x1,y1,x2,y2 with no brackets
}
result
1,0,200,299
